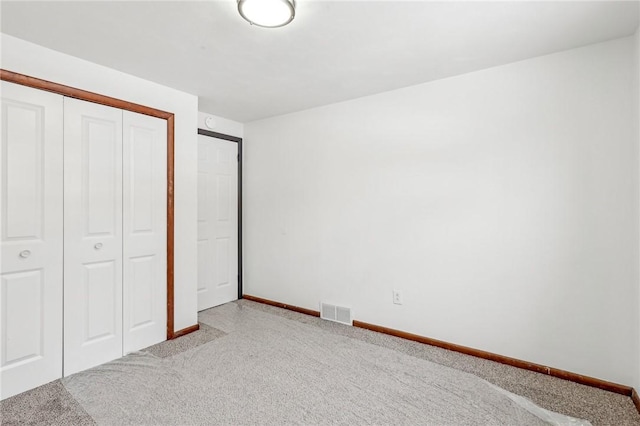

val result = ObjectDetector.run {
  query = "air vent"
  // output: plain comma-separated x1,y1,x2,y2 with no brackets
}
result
320,302,352,326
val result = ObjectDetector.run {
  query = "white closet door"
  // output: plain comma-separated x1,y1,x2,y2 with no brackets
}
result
0,82,63,399
197,135,238,311
63,98,123,376
122,111,166,353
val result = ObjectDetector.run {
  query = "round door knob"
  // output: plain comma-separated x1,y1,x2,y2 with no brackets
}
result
94,243,103,250
19,250,31,258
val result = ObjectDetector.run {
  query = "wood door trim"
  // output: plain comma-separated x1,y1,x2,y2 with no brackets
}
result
0,70,173,119
1,69,184,341
166,115,176,339
243,294,637,404
172,324,200,339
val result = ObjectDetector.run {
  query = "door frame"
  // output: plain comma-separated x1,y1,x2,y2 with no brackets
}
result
0,69,189,340
197,128,243,299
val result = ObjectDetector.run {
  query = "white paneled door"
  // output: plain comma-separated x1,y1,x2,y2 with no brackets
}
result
0,82,64,399
197,135,238,311
63,98,124,376
1,82,169,398
122,111,167,354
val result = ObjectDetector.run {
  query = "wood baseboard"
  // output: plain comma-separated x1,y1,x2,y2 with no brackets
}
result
170,324,200,339
243,294,321,317
242,294,636,406
352,320,632,397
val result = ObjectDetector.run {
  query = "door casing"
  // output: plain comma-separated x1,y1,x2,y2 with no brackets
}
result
197,128,243,300
0,69,193,339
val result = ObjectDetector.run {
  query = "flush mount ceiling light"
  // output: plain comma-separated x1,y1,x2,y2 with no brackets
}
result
237,0,295,28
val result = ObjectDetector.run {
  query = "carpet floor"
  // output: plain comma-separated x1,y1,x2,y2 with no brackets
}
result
1,299,639,425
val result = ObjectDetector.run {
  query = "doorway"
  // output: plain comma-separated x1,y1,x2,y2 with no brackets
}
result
197,129,242,311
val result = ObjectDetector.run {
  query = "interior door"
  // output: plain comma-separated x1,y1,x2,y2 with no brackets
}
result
0,82,63,399
63,98,123,376
197,134,238,311
122,111,167,353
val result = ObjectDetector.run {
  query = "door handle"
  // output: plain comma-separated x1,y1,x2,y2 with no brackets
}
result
19,250,31,258
94,243,103,250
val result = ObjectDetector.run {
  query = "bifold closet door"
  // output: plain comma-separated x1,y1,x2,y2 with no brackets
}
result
63,98,123,376
0,82,63,399
122,111,166,354
64,100,167,374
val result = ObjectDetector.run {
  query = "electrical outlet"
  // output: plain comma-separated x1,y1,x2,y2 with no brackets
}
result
392,290,403,305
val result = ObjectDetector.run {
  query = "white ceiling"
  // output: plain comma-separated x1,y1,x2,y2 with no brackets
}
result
1,1,639,122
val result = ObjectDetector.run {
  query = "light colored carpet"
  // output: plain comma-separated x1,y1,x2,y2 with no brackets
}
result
0,321,226,425
0,380,94,426
145,323,227,358
240,300,640,426
62,303,589,425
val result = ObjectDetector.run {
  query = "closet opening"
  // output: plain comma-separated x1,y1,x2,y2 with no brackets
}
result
0,69,186,340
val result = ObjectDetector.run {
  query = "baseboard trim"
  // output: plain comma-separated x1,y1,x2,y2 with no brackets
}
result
352,320,632,397
242,294,635,401
243,294,321,317
632,388,640,414
171,324,200,339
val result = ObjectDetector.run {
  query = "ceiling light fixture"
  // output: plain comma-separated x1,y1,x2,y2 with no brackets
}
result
237,0,295,28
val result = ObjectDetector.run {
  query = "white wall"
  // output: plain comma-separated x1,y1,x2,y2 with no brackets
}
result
244,36,640,387
198,112,243,138
1,34,200,332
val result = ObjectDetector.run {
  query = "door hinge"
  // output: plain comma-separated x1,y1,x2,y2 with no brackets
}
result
237,154,240,162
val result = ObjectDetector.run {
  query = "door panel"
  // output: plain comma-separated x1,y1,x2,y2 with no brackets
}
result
83,260,118,342
129,255,154,328
122,111,166,353
197,135,238,311
1,82,63,399
215,237,230,286
2,270,44,365
64,98,123,376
